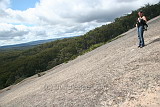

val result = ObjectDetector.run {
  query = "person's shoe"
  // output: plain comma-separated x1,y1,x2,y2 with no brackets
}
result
138,45,140,48
140,45,144,48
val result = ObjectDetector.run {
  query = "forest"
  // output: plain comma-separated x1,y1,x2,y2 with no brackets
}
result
0,2,160,89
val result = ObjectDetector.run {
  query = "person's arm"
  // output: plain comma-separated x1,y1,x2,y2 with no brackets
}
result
136,18,139,27
143,16,147,23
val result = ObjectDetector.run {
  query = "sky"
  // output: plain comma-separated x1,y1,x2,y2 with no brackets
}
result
11,0,39,10
0,0,159,46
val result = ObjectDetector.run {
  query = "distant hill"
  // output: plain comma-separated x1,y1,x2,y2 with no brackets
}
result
0,36,80,50
0,39,56,49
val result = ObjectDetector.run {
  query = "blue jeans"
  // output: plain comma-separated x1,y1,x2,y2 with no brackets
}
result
137,26,145,46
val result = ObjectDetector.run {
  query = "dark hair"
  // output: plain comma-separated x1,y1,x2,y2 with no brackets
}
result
139,10,143,13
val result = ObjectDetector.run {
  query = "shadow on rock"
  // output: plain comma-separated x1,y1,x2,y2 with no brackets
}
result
147,38,160,46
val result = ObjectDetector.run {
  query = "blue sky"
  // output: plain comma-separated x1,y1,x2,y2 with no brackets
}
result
11,0,39,10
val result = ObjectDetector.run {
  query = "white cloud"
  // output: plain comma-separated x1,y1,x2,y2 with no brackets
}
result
0,0,159,46
0,0,10,9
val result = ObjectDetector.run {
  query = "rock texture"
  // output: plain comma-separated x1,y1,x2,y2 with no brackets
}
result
0,16,160,107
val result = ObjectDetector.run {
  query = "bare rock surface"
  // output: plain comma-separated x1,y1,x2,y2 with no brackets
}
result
0,16,160,107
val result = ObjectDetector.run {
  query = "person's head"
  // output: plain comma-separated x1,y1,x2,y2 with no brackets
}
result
138,11,143,17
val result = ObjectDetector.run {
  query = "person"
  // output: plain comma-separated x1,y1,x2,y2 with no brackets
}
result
136,11,147,48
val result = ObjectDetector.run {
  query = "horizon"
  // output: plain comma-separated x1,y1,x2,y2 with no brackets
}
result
0,0,159,46
0,35,81,47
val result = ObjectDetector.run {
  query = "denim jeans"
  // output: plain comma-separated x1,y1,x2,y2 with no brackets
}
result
137,25,145,46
